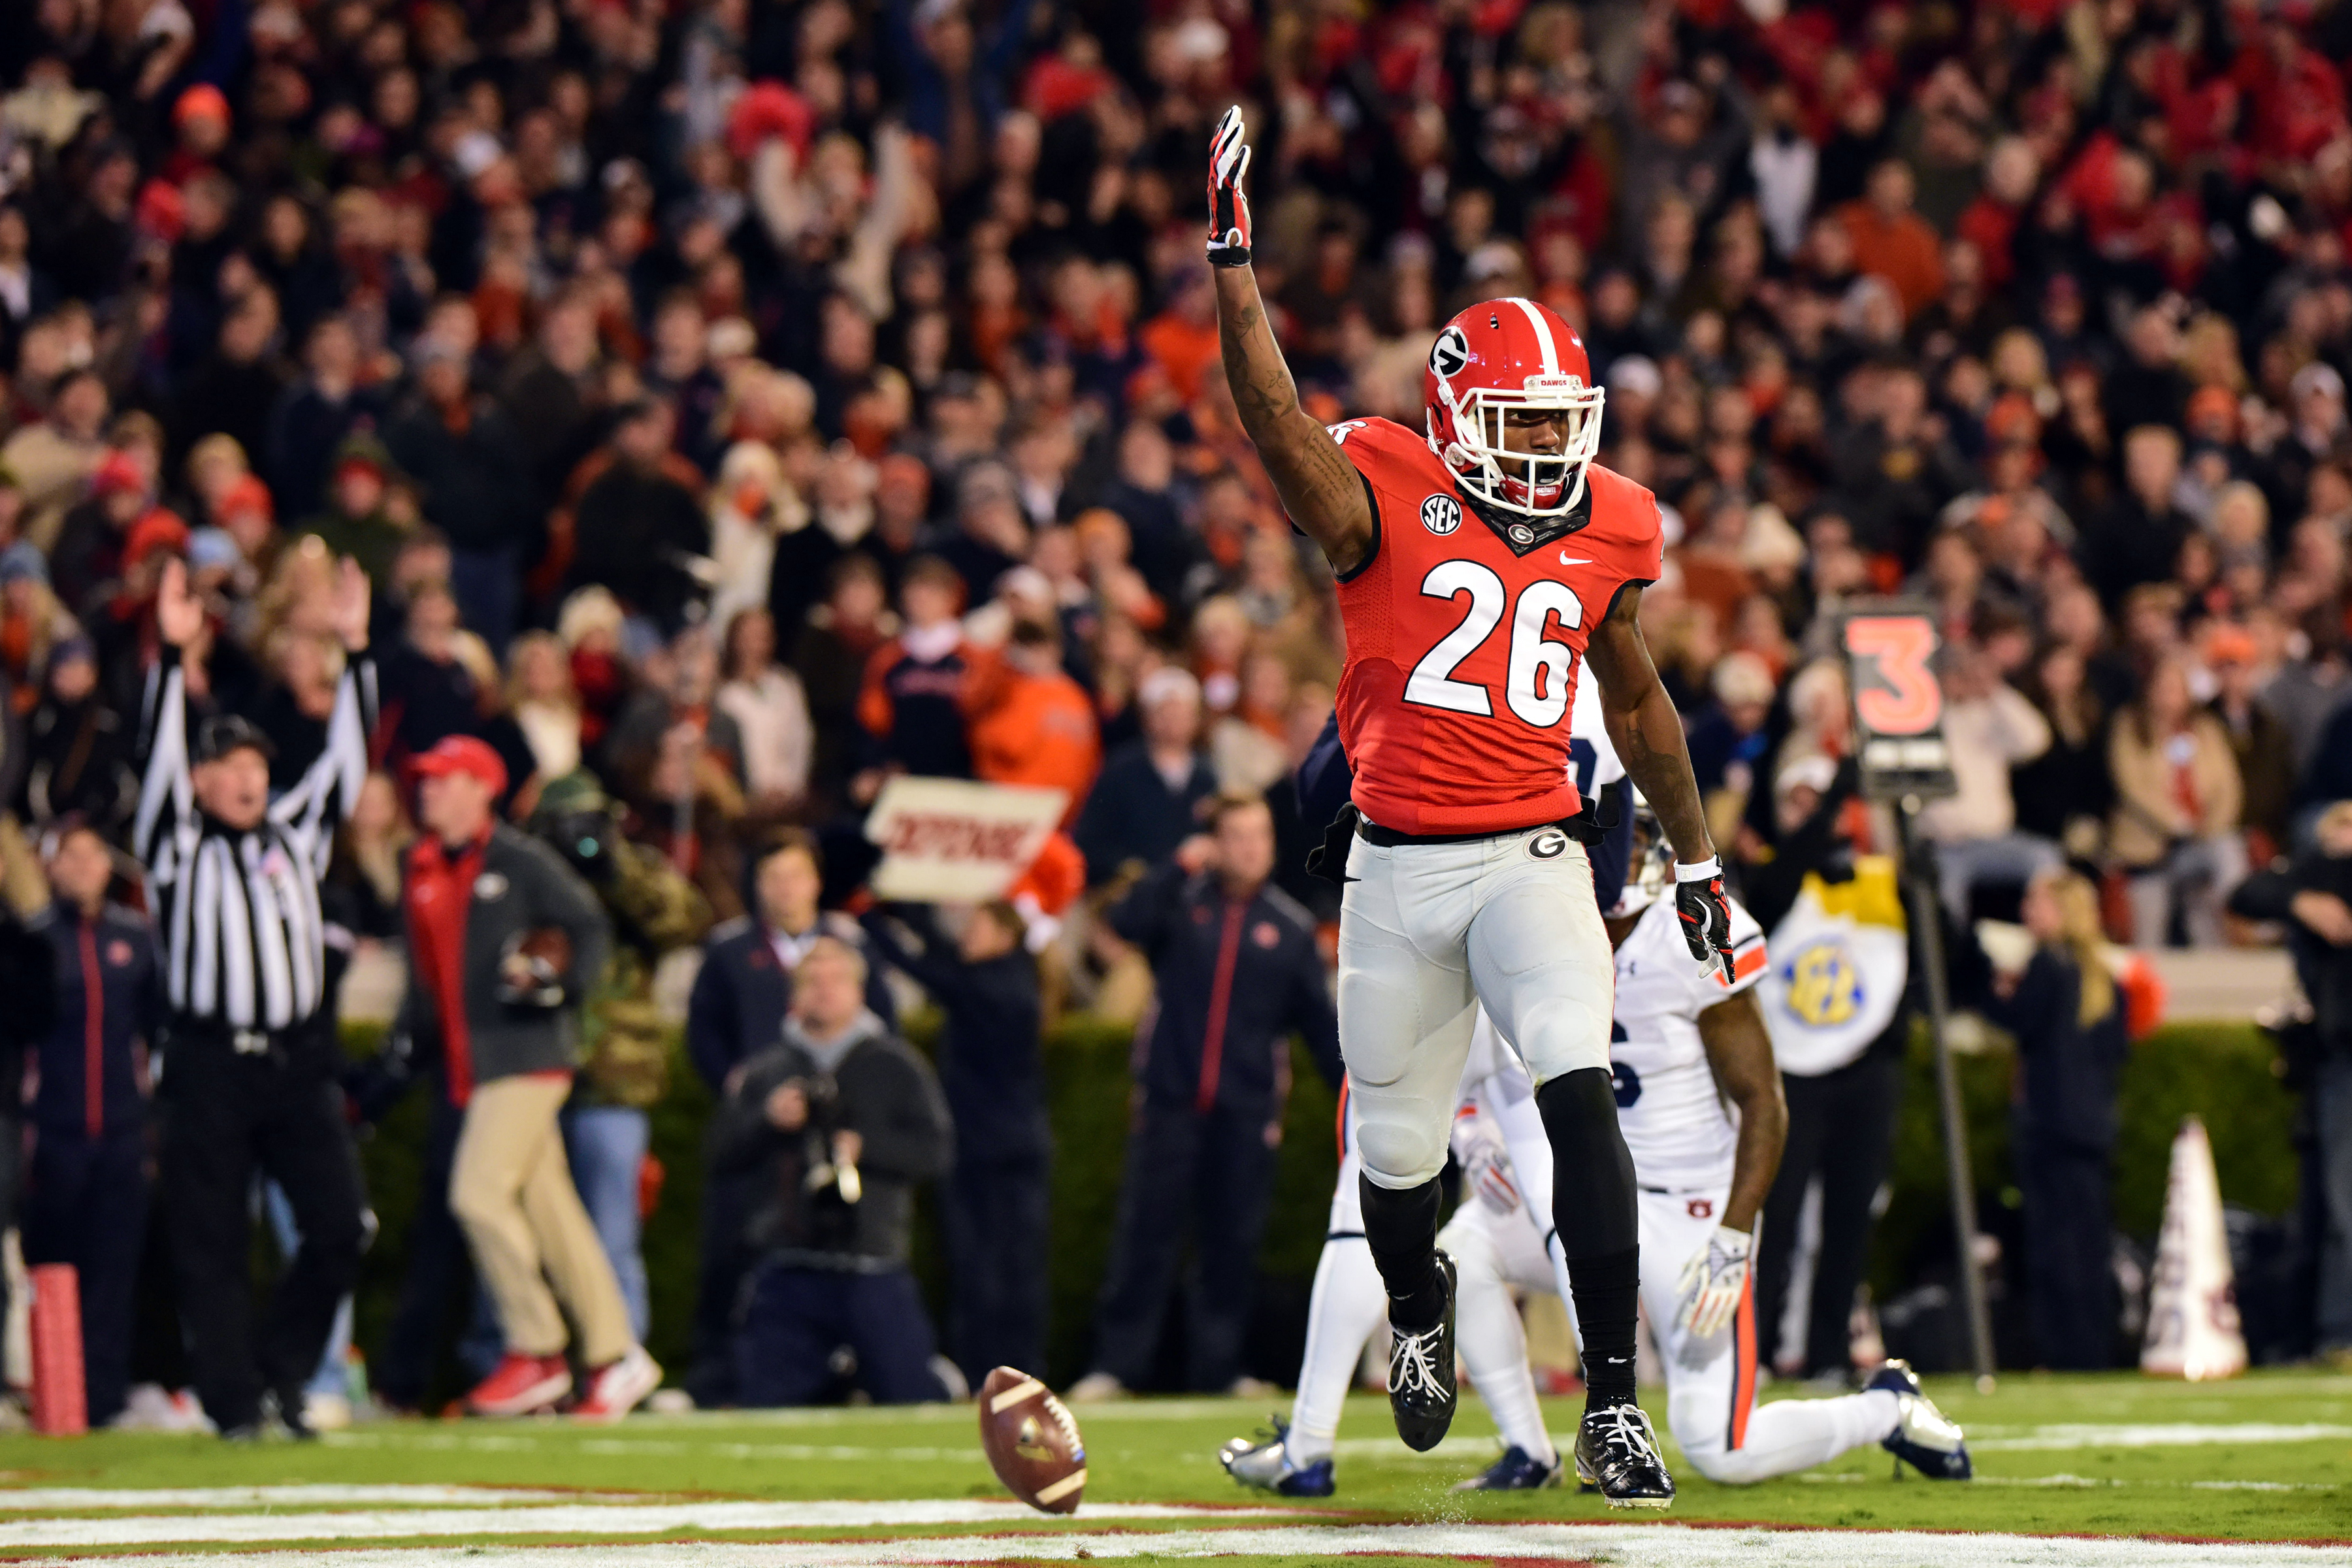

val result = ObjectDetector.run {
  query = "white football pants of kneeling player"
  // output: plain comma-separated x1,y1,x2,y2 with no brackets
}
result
1443,1013,1903,1484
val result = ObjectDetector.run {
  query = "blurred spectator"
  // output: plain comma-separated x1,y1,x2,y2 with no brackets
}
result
1070,794,1339,1398
857,555,974,788
2080,427,2197,613
323,772,410,945
2012,643,2115,863
1075,666,1215,886
5,368,107,549
2208,627,2296,862
713,937,954,1407
862,901,1048,1385
529,773,713,1345
965,615,1099,813
716,608,813,814
265,316,384,523
2253,804,2352,1365
18,636,133,832
795,556,894,813
384,342,536,651
564,400,709,639
2108,655,2246,947
23,819,159,1426
507,632,583,787
1916,642,2058,922
1978,869,2128,1371
296,436,408,587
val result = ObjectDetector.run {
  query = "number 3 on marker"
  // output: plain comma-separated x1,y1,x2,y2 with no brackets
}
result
1846,615,1941,736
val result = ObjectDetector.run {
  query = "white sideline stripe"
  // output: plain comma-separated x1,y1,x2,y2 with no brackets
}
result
80,1522,2352,1567
0,1500,1292,1549
0,1486,602,1511
1973,1423,2352,1452
1802,1473,2345,1493
988,1379,1046,1414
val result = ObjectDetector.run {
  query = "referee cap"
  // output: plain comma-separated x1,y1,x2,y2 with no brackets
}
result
195,714,276,764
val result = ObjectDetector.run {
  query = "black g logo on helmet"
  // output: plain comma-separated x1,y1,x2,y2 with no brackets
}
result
1429,326,1469,380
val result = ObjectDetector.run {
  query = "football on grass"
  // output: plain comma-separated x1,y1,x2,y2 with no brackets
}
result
978,1366,1086,1514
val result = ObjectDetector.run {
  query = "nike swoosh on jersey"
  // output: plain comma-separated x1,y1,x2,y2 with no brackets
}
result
1560,552,1594,565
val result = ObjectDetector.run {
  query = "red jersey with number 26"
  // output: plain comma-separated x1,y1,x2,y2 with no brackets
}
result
1330,416,1663,836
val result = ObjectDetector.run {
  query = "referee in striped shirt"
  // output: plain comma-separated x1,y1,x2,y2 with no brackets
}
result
135,553,376,1439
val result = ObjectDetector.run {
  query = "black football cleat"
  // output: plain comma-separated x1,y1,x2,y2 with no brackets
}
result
1385,1251,1458,1452
1866,1360,1972,1479
1573,1401,1674,1509
1453,1444,1564,1490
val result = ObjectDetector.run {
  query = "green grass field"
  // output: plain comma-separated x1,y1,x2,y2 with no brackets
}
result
0,1369,2345,1562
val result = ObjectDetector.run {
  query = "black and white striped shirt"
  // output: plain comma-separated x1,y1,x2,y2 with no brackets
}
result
134,647,378,1032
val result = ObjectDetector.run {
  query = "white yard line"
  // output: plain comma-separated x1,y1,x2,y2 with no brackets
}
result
0,1499,1296,1550
63,1522,2352,1567
0,1486,605,1511
325,1430,991,1463
1972,1424,2352,1452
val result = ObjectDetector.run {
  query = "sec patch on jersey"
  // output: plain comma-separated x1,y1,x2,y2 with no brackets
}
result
978,1366,1087,1514
1420,493,1462,534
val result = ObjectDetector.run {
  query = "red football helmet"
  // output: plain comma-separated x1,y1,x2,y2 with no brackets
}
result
1424,297,1605,520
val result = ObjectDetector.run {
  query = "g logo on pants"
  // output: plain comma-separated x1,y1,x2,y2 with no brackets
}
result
1528,829,1569,860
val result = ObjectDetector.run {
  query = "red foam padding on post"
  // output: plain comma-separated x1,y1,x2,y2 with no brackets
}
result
29,1264,86,1436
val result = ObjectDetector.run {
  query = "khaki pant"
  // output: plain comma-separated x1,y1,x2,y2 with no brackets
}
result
449,1073,632,1365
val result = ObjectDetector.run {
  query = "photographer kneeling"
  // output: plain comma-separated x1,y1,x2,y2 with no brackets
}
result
716,936,954,1405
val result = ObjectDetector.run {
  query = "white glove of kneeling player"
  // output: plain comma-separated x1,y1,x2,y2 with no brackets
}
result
1674,1224,1751,1339
1448,1108,1520,1216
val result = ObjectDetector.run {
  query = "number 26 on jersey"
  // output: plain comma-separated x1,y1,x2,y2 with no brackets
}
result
1403,561,1583,728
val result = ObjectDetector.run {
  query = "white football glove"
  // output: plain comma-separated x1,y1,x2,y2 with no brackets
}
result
1449,1109,1519,1216
1205,105,1254,267
1674,1224,1751,1340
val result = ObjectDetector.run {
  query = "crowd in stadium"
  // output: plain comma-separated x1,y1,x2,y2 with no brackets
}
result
1,0,2351,1434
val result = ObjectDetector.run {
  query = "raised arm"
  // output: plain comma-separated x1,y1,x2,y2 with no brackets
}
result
133,559,205,862
1207,108,1375,578
277,557,380,859
1584,584,1735,977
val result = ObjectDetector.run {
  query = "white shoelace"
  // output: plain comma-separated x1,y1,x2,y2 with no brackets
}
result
1389,1326,1448,1401
1590,1403,1660,1457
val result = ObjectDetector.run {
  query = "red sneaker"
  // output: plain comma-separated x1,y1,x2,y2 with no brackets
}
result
572,1346,661,1423
465,1353,572,1417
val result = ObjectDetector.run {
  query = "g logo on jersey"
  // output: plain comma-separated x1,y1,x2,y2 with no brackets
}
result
1420,493,1462,536
1429,325,1469,379
1782,939,1864,1027
1527,828,1569,859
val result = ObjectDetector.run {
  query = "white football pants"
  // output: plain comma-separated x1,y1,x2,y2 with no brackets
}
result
1339,828,1614,1189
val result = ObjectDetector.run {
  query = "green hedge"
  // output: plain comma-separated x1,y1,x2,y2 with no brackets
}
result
339,1017,2296,1397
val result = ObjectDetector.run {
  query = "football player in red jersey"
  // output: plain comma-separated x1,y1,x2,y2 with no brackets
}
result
1207,106,1734,1509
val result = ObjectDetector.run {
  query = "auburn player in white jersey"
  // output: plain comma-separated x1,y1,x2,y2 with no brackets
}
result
1437,807,1972,1488
1220,668,1625,1497
1209,105,1731,1506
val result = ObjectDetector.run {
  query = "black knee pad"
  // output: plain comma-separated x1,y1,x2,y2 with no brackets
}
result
1535,1068,1638,1260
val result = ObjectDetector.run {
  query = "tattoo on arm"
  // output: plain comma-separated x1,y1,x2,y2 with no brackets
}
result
1587,588,1715,864
1215,269,1373,574
1697,990,1784,1234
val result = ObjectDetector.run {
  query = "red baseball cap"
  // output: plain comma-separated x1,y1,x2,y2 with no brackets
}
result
123,508,191,568
414,735,508,796
174,83,231,129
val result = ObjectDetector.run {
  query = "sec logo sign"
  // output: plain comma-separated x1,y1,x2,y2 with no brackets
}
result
1420,494,1462,535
